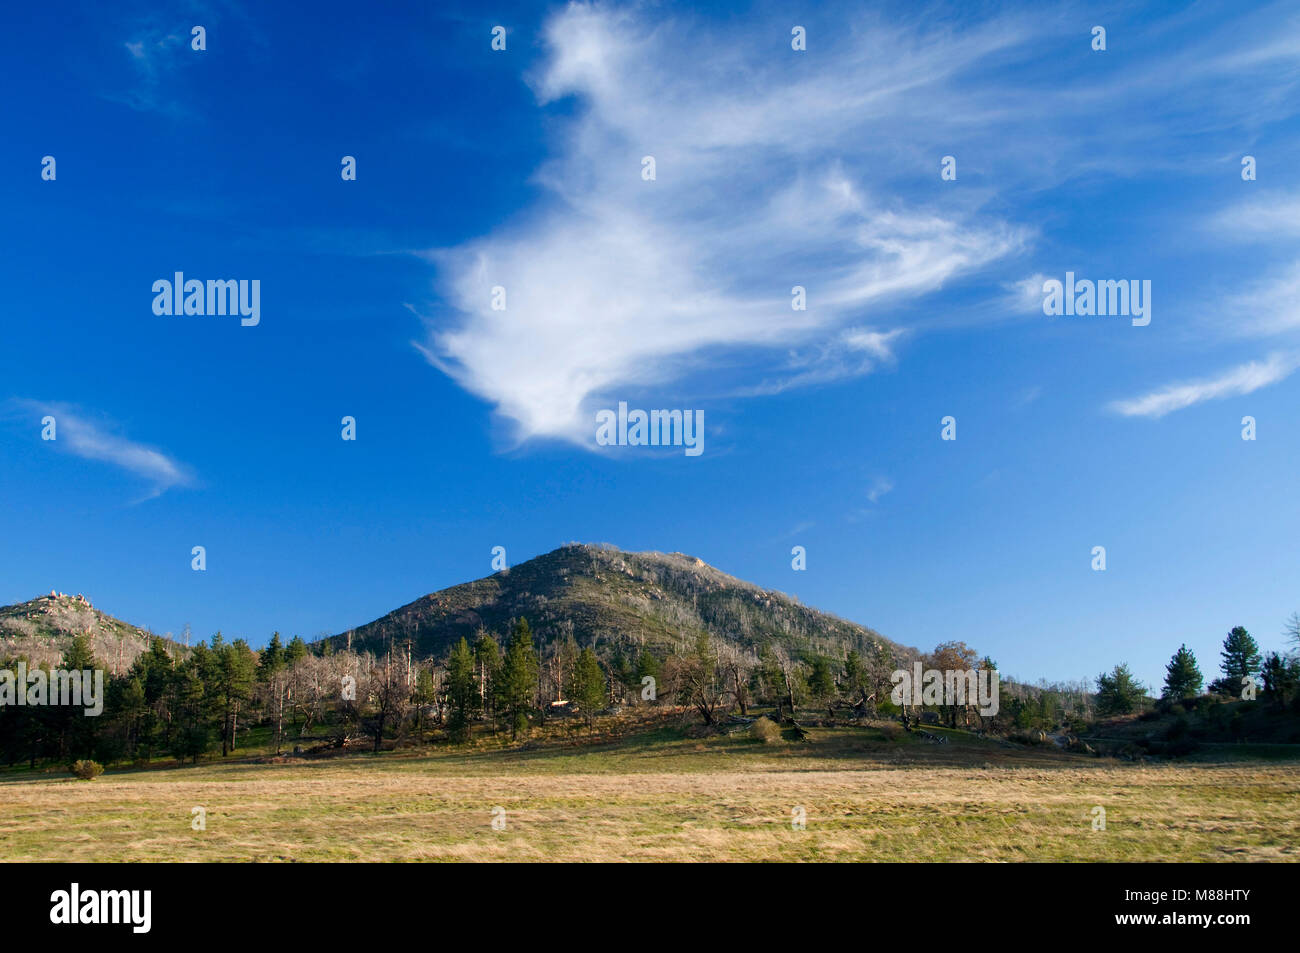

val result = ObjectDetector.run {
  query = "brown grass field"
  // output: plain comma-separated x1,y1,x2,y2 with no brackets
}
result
2,721,1297,862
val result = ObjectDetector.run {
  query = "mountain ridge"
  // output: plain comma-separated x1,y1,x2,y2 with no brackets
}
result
0,545,916,669
322,543,917,664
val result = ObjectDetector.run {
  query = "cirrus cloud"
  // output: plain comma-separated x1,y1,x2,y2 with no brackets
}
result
6,399,194,499
1106,352,1300,418
418,3,1031,447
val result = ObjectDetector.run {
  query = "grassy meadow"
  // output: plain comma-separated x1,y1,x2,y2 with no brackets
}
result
2,715,1298,862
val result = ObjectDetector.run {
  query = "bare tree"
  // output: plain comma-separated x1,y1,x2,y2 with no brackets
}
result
367,654,410,752
679,634,732,726
716,641,754,717
772,645,801,722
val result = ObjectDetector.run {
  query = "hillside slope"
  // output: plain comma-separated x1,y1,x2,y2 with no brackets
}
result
0,592,182,673
325,543,916,663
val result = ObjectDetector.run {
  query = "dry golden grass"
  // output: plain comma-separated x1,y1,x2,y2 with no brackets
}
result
2,726,1297,862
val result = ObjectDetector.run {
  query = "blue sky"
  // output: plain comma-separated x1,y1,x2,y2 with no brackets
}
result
2,0,1298,691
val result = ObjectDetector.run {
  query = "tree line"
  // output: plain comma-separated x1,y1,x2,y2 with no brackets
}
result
0,618,912,767
1094,616,1300,715
5,613,1296,771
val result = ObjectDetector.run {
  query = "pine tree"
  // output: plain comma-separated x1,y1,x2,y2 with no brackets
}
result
60,633,96,671
170,655,210,764
609,645,635,696
1162,644,1203,700
807,656,835,703
1220,626,1261,688
259,632,285,680
208,636,257,756
1261,651,1300,707
1096,663,1146,715
499,620,539,739
130,637,175,760
117,676,148,760
635,650,661,701
57,635,99,760
445,637,478,742
842,650,865,700
284,635,308,665
568,647,606,723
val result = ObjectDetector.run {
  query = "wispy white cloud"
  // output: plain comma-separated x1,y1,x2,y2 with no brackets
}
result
843,328,904,363
1015,385,1042,408
846,475,895,521
866,477,895,504
1106,353,1300,418
108,28,191,115
419,4,1031,446
1224,263,1300,337
105,0,263,117
7,400,193,498
415,3,1300,447
1006,273,1049,315
732,327,906,398
1213,189,1300,240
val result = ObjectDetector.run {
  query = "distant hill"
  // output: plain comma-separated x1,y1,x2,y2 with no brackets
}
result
324,543,918,664
0,592,184,674
7,545,917,673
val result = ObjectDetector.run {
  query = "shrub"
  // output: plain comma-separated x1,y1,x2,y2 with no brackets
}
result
70,760,103,781
1009,729,1045,746
751,716,781,744
878,722,902,742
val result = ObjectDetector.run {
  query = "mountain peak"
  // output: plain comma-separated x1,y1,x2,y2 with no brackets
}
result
0,593,181,674
328,543,911,664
